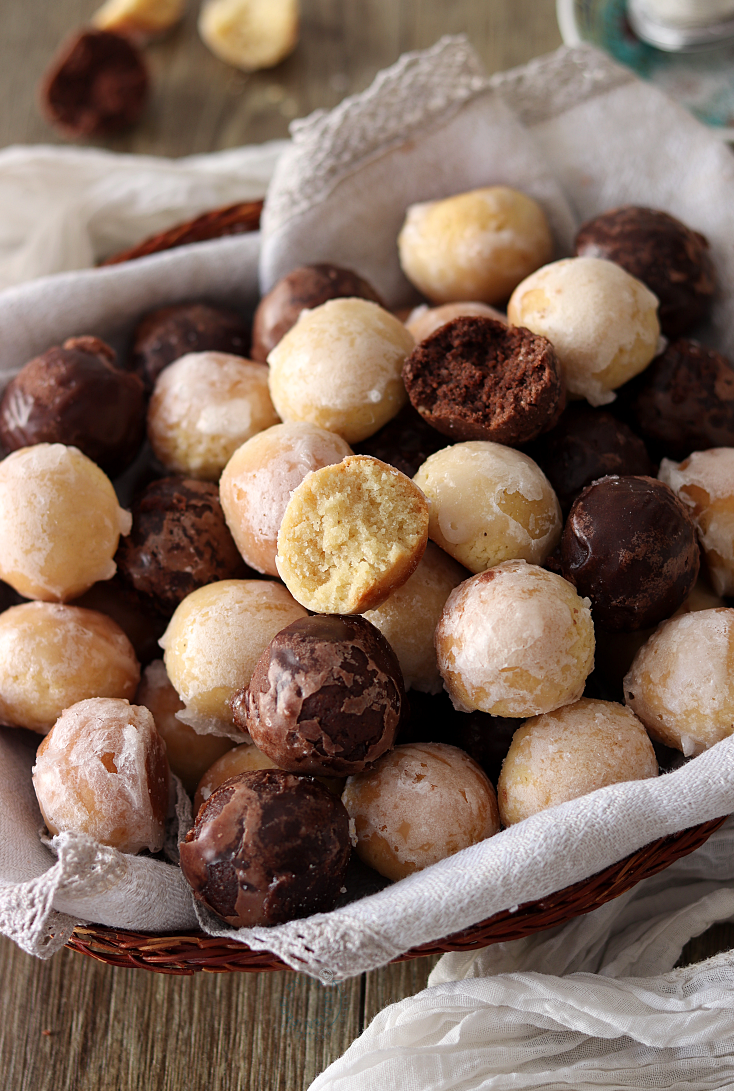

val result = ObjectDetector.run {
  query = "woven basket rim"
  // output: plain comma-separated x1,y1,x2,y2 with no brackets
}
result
65,815,728,975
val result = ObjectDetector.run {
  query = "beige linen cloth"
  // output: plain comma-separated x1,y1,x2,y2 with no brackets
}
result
2,40,734,1029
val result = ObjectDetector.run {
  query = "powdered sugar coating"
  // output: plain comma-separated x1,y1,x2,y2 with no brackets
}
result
159,579,307,736
147,352,279,481
0,602,140,734
267,298,414,443
342,741,499,880
507,257,660,406
413,441,562,573
219,421,352,576
32,697,169,853
436,560,594,716
498,698,658,826
0,443,131,602
398,187,553,306
624,608,734,755
364,541,468,693
659,449,734,596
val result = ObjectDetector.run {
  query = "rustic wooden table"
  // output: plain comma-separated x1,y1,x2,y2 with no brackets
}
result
1,2,732,1088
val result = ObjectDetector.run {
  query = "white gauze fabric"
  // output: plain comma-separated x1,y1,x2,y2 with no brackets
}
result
1,39,734,977
309,817,734,1090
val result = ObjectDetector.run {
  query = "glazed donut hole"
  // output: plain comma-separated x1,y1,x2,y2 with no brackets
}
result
136,660,233,796
413,441,562,573
147,352,280,482
194,742,278,813
364,541,468,693
659,448,734,597
251,263,384,362
624,608,734,756
405,301,506,343
267,297,414,444
342,741,500,881
436,560,595,717
219,422,352,576
497,698,658,827
0,602,140,735
507,257,660,406
276,455,429,614
32,697,169,854
159,578,307,737
397,186,553,305
193,742,344,815
0,443,131,602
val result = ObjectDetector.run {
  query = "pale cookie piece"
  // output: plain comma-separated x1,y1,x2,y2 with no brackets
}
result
160,579,307,736
659,448,734,597
92,0,184,41
0,602,140,735
0,443,131,602
413,441,562,573
199,0,298,71
276,455,429,614
497,698,658,826
624,608,734,756
398,187,553,306
33,697,169,854
136,660,233,796
436,560,594,717
342,742,500,881
405,301,506,343
219,421,352,576
147,352,279,482
267,298,414,444
507,256,660,406
364,542,468,693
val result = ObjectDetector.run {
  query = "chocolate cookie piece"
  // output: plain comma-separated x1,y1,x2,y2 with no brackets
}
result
115,476,249,616
130,303,250,388
354,402,448,477
0,335,146,477
179,770,351,928
402,316,565,446
560,475,700,632
235,614,404,777
574,206,715,338
41,29,149,138
528,403,653,513
251,264,384,362
629,339,734,460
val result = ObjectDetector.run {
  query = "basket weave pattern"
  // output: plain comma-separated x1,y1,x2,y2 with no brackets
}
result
69,209,727,975
66,817,727,975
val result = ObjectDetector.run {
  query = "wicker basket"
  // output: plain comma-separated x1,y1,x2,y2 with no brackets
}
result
66,207,726,975
66,816,727,975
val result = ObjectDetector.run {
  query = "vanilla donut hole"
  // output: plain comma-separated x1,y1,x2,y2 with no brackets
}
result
342,742,500,881
219,422,352,576
160,579,308,736
436,560,595,717
398,186,553,305
624,608,734,756
508,256,660,406
413,441,562,573
0,443,131,602
32,697,169,854
498,698,658,826
267,298,414,444
0,602,140,734
147,352,279,481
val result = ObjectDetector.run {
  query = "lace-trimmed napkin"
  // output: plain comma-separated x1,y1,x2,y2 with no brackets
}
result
1,39,734,977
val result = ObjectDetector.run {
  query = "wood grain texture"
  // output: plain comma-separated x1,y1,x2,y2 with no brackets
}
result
0,2,727,1089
